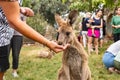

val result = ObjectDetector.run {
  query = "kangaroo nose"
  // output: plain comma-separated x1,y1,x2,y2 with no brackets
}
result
58,41,63,45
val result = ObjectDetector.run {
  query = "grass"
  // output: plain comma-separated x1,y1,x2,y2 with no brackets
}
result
4,41,120,80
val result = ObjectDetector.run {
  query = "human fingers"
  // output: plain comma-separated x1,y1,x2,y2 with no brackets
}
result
48,41,64,53
20,7,34,17
20,7,26,14
52,43,70,52
63,44,70,50
53,47,64,53
24,7,34,17
54,44,70,53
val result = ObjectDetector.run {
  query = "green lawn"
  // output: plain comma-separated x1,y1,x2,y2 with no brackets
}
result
5,41,120,80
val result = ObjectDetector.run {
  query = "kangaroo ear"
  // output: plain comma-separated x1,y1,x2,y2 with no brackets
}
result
68,10,78,26
55,14,64,27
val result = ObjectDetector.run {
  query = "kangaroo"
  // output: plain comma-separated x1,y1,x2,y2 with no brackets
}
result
55,10,91,80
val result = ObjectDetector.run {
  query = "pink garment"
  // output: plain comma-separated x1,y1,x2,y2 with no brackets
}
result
87,28,100,38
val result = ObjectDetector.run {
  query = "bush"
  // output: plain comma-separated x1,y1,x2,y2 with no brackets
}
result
26,14,47,36
24,14,47,44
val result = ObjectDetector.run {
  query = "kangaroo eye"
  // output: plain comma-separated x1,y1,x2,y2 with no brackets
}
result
66,32,70,36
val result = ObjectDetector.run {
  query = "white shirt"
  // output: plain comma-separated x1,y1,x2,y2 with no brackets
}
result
107,40,120,56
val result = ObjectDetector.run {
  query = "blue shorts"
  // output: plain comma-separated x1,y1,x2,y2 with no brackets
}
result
102,51,115,69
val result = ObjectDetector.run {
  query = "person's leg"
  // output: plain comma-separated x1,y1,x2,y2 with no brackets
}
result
82,31,87,48
11,36,23,76
99,29,103,47
99,38,103,48
87,37,93,55
92,28,95,36
82,31,85,47
80,35,83,45
78,31,83,45
0,45,10,80
94,38,99,55
102,52,115,73
85,31,88,47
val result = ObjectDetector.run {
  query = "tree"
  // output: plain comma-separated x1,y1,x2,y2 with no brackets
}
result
39,0,68,26
69,1,89,11
22,0,32,7
69,0,105,12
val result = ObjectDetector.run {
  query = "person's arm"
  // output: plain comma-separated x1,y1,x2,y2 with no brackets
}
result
112,24,120,28
86,18,91,28
117,25,120,28
0,1,67,53
112,24,119,28
86,23,91,28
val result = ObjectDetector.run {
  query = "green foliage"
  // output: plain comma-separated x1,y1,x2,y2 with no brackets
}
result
92,0,105,9
22,0,68,26
61,0,67,3
69,0,105,11
69,0,120,12
22,0,32,7
22,0,47,35
21,0,120,36
39,0,68,26
22,0,40,13
69,1,90,11
104,0,115,8
26,14,46,35
104,0,120,10
5,40,120,80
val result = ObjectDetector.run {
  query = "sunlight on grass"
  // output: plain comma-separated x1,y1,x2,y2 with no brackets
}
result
5,40,120,80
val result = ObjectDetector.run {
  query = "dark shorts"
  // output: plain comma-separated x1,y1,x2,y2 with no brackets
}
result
0,44,10,72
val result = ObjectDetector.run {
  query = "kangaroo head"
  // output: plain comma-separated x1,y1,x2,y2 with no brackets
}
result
55,10,78,46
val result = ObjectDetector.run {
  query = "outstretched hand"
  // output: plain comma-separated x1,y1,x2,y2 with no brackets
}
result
47,41,70,53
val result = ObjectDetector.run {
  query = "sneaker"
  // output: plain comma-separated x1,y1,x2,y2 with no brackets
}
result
12,72,19,78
